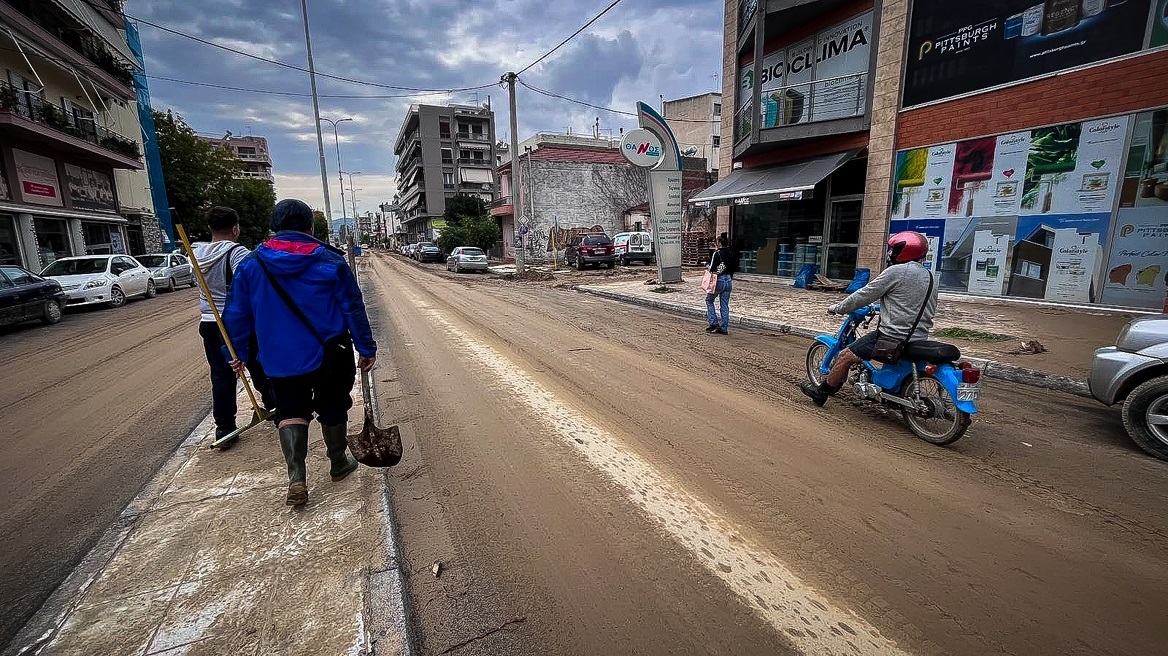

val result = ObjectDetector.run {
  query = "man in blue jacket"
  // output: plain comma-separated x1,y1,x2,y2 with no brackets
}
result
222,199,377,506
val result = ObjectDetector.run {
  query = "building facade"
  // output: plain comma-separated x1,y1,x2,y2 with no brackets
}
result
0,0,157,271
393,103,498,242
197,134,274,183
704,0,1168,310
663,92,722,172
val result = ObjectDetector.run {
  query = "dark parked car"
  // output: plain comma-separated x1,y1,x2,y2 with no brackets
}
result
0,265,66,327
565,234,616,270
415,242,443,263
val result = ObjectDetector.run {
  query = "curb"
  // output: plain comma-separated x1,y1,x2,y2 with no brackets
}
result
576,286,1091,398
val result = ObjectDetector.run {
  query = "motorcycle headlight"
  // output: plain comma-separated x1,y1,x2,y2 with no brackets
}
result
84,279,108,289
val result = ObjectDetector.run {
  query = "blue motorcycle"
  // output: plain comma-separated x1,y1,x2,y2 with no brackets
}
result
807,305,982,445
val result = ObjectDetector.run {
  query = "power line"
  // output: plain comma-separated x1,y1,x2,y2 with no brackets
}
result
518,79,720,124
517,0,624,76
145,74,474,100
64,0,494,94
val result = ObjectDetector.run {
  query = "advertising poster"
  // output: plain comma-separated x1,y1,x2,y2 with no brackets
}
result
892,149,928,218
811,11,873,122
921,144,956,217
903,0,1153,107
738,66,754,138
1102,207,1168,309
1120,109,1168,209
968,230,1012,296
1031,116,1128,215
939,215,1019,291
1044,229,1100,304
12,149,63,207
948,137,997,217
65,164,117,213
981,131,1031,216
889,218,945,271
1152,0,1168,48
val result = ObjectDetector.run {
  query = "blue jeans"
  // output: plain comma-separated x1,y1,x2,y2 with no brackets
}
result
705,275,732,331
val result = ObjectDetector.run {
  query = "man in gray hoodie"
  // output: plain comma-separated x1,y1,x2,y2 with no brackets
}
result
192,206,275,447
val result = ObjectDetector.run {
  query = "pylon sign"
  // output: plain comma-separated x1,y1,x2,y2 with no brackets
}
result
621,102,683,284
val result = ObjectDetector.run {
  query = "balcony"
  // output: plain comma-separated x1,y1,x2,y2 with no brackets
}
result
0,82,142,168
0,0,135,97
397,155,421,173
488,195,513,217
456,132,489,142
458,157,491,167
734,71,872,158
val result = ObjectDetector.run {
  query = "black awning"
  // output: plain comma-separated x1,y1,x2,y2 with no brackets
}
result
689,149,860,207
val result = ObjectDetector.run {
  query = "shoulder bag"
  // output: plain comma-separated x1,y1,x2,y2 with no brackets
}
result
870,268,934,365
256,258,356,380
701,252,719,293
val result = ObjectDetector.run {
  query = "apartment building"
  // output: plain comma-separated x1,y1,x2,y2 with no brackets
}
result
699,0,1168,311
0,0,158,271
392,103,497,242
663,92,722,172
197,134,274,183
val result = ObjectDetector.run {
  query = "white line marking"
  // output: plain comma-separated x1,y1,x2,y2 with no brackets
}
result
406,291,909,655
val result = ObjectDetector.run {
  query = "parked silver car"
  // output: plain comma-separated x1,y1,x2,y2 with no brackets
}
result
40,255,156,308
1088,315,1168,461
446,247,489,273
137,253,196,292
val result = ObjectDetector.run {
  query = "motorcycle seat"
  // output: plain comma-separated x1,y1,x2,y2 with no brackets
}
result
902,340,961,363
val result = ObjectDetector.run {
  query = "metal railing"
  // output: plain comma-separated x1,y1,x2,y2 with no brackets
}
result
5,0,134,87
0,81,140,159
488,195,512,209
397,155,421,172
456,132,489,141
458,157,491,166
758,72,869,129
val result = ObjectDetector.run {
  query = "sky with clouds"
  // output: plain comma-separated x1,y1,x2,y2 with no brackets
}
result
128,0,725,220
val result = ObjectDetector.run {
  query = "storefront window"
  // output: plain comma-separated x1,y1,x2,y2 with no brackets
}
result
0,215,18,265
84,222,113,254
826,199,863,280
733,191,825,276
34,218,71,267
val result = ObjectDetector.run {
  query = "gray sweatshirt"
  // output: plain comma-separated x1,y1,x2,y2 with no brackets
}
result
829,262,937,341
192,240,249,322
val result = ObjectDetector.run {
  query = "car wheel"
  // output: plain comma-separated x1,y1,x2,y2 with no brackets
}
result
576,257,586,271
108,286,126,308
145,279,157,298
455,262,461,273
189,276,197,288
1121,374,1168,461
167,277,176,292
42,299,63,325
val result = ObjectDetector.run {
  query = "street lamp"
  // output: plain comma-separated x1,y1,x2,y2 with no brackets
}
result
342,171,361,243
319,117,352,229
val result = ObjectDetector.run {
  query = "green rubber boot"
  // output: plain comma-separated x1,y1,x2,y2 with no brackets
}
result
278,423,309,505
322,423,359,482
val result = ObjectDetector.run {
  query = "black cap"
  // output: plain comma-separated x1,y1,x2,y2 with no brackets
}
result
270,198,314,233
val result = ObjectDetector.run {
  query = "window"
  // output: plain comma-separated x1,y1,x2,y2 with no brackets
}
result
441,148,453,164
0,270,12,288
712,136,720,147
0,215,19,266
1,265,34,285
174,255,188,266
460,150,472,160
439,117,451,139
83,222,114,255
34,218,72,266
471,124,483,135
713,103,722,117
443,172,454,185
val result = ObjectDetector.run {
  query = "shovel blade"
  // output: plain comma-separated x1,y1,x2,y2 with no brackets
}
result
348,416,402,467
210,409,273,448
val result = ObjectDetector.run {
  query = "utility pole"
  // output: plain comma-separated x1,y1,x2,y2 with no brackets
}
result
321,117,352,226
504,72,524,274
299,0,332,225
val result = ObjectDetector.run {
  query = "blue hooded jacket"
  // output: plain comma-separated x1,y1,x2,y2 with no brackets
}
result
221,231,376,378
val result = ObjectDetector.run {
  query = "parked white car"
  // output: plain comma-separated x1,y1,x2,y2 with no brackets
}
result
137,253,196,292
613,231,654,266
40,255,156,308
446,246,489,273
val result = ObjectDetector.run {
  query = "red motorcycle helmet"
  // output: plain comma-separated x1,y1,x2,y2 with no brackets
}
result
887,231,930,264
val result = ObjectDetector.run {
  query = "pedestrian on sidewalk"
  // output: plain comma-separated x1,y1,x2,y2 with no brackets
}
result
193,206,276,449
705,233,738,335
221,199,377,506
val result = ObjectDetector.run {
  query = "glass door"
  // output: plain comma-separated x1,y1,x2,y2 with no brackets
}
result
825,198,862,280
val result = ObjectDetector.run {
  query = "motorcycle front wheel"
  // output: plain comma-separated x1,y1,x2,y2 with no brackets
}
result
806,342,829,387
900,376,971,445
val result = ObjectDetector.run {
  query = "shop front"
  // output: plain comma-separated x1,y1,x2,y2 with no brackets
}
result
889,108,1168,311
34,217,73,266
0,213,18,266
692,151,867,281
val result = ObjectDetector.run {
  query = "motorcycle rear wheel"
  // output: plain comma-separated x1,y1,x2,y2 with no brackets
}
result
900,376,971,445
806,342,829,387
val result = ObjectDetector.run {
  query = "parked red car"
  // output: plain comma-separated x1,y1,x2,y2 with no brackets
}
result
565,234,616,270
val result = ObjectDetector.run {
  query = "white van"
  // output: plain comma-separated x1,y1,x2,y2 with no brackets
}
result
612,232,654,266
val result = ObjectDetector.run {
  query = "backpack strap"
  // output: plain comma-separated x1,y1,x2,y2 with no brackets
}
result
224,243,245,291
255,256,327,347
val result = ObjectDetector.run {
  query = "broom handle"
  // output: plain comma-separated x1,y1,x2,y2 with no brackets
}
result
175,224,264,415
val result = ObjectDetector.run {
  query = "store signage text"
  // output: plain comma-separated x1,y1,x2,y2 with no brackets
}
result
918,20,997,61
756,11,873,88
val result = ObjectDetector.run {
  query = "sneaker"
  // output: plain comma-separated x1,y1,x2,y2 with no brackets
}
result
714,328,728,335
214,426,239,450
705,324,718,332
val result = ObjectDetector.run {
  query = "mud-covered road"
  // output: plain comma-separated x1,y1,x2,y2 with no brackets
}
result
368,253,1167,656
0,289,209,647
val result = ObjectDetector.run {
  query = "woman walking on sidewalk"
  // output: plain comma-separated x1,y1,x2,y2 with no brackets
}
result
705,233,738,335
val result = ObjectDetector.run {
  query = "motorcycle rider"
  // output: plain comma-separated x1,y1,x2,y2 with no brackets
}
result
800,231,938,407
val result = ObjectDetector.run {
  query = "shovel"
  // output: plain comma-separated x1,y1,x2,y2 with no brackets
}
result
175,224,275,448
347,367,402,467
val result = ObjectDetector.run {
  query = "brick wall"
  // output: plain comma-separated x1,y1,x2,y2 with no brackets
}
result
898,49,1168,149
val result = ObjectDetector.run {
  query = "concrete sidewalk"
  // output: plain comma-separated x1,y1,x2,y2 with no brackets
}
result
5,390,408,656
577,277,1148,395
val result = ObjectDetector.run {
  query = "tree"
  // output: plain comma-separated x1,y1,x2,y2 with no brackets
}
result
435,216,501,254
153,110,243,240
443,193,489,226
210,179,276,248
312,211,330,242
